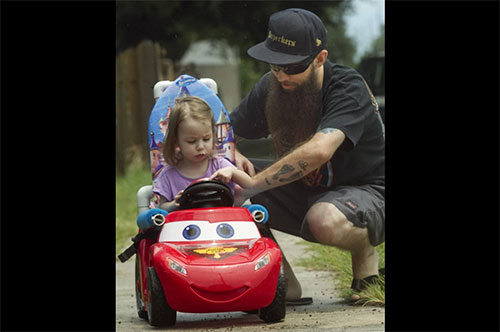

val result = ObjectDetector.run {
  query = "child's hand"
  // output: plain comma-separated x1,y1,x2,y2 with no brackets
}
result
209,167,233,184
173,190,184,207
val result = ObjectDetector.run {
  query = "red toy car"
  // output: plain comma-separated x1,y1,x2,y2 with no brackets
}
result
129,180,286,327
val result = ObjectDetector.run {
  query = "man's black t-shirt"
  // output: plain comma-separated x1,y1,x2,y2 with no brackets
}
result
230,59,385,190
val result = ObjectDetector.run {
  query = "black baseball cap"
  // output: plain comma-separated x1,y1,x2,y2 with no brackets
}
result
247,8,327,65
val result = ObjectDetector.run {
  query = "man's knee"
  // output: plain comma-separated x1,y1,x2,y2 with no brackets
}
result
303,202,349,245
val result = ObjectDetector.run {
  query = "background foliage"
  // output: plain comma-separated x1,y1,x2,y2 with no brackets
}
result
116,1,358,95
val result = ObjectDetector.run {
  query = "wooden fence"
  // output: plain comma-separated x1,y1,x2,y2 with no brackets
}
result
116,40,174,175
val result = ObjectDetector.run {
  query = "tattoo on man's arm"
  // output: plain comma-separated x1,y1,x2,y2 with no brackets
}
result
298,160,308,171
279,171,303,182
272,164,295,180
265,177,271,186
319,128,338,134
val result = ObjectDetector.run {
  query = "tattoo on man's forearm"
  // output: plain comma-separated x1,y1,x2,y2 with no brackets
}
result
279,171,303,182
272,164,295,180
319,128,338,135
298,160,308,171
265,177,271,186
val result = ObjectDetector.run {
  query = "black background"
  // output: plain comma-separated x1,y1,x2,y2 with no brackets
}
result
1,1,498,331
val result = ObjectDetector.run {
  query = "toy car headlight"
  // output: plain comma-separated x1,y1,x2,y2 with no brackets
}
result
169,259,187,275
254,253,271,271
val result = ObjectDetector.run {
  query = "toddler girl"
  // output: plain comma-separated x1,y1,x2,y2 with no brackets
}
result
153,96,238,211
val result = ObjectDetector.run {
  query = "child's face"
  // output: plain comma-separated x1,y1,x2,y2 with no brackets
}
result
176,116,214,164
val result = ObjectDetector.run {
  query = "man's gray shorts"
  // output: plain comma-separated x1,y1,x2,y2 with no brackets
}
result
249,159,385,246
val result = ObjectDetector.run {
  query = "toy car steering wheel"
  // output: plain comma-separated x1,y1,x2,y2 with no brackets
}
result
177,179,234,210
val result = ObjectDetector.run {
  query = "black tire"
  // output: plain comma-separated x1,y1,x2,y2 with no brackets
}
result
135,257,148,319
147,266,176,327
259,264,287,323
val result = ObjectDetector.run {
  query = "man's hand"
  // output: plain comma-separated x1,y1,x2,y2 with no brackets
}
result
235,149,255,176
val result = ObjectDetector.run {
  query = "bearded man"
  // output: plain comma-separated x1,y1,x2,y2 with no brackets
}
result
228,8,385,304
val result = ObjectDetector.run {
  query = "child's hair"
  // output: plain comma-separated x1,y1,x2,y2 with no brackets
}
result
162,95,216,165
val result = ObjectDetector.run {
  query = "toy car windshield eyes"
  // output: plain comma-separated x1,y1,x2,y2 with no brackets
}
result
159,220,261,242
181,223,235,241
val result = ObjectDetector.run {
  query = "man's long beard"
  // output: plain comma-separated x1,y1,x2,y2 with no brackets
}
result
265,68,322,158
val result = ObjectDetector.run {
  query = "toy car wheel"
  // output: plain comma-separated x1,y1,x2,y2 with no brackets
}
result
135,256,148,320
147,266,176,326
259,264,287,323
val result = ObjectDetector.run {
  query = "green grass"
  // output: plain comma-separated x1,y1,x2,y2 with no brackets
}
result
116,162,152,257
296,241,385,306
